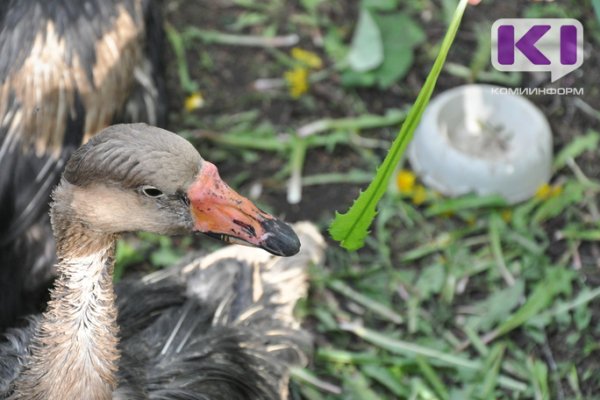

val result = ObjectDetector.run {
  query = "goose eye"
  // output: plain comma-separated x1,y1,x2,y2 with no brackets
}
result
141,186,164,198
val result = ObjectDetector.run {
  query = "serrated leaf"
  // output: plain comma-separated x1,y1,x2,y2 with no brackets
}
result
329,0,469,251
329,206,377,250
347,9,384,72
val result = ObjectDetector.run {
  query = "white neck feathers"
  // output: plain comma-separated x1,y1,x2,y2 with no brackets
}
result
11,245,120,400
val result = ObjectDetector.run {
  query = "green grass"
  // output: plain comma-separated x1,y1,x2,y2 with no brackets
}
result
301,164,600,399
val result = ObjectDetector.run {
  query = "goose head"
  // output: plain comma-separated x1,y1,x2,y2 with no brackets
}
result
53,123,300,256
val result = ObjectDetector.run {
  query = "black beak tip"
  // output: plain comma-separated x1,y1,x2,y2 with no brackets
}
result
261,219,301,257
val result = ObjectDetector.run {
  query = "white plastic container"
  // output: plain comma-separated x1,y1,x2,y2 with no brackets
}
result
408,84,552,204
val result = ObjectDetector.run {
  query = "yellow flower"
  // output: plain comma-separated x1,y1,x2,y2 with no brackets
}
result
396,169,416,194
501,209,513,222
291,47,323,69
184,92,204,112
284,67,309,98
535,183,562,201
411,184,427,205
534,183,552,200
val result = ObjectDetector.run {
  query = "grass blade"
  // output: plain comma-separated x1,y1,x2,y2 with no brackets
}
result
340,322,480,370
553,130,599,171
425,194,507,216
415,356,449,400
290,367,342,394
480,344,505,398
341,323,528,392
328,280,404,324
362,365,409,397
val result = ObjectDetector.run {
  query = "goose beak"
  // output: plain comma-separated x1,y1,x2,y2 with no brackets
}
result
187,162,300,256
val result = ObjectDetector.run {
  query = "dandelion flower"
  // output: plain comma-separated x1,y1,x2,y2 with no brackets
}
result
184,92,204,112
501,209,513,222
411,184,427,205
535,183,563,201
291,47,323,69
535,183,551,200
396,169,416,194
284,67,309,98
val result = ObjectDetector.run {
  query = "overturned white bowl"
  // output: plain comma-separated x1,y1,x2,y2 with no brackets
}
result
408,84,552,204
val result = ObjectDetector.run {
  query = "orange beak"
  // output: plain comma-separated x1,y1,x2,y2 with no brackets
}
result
187,162,300,256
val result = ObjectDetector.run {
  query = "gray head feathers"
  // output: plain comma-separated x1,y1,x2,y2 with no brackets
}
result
63,124,203,192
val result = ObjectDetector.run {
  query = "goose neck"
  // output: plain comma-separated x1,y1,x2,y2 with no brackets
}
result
12,227,120,400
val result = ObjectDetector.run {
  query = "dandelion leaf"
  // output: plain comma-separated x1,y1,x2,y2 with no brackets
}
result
347,9,384,72
329,0,469,251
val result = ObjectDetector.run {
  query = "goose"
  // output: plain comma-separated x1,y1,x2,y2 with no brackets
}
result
0,123,322,399
0,0,165,329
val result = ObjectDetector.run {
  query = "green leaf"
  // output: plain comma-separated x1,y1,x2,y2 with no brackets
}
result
341,68,377,87
375,49,413,88
496,267,575,336
300,0,323,12
375,12,426,48
347,9,384,72
343,12,426,88
329,0,470,250
362,0,399,11
323,27,348,64
415,263,445,299
573,303,592,330
372,12,425,87
466,281,524,331
553,130,600,171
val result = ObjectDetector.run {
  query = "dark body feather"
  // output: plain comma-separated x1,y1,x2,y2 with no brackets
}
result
0,0,165,330
0,223,324,399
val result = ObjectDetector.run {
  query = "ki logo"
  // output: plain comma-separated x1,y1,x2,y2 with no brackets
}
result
491,19,584,82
